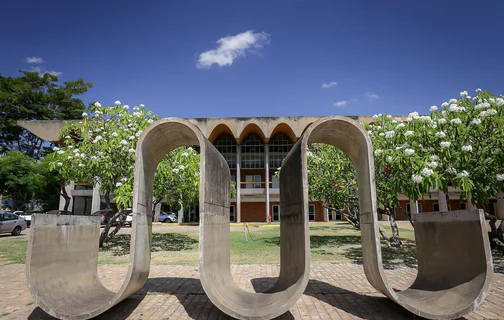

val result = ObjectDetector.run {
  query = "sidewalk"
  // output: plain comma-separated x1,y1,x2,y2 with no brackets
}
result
1,263,503,319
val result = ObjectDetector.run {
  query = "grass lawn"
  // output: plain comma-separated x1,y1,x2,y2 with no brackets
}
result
1,223,502,266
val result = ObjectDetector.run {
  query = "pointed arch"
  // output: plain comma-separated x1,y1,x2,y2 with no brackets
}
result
268,123,297,143
208,124,236,144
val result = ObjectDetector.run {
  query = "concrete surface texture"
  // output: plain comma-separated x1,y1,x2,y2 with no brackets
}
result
301,116,493,319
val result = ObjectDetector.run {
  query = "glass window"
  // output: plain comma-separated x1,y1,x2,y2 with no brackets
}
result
272,205,280,221
230,205,235,222
433,203,439,212
214,133,237,169
309,204,316,221
241,133,264,169
269,133,293,168
271,176,280,189
460,202,467,210
245,175,262,188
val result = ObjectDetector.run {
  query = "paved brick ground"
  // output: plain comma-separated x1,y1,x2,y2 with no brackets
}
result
0,263,502,320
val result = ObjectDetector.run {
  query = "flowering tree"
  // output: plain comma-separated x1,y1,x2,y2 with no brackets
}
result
368,89,504,251
49,101,199,246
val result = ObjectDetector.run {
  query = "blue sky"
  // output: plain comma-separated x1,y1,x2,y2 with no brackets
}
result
1,0,503,118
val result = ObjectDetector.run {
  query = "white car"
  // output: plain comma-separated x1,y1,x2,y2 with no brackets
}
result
125,213,133,227
0,212,27,236
19,212,32,227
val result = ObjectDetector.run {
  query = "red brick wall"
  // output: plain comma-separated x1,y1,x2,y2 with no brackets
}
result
241,202,267,222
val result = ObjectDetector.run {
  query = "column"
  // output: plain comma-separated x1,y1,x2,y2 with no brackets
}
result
236,144,241,223
437,190,448,211
467,197,477,209
154,201,162,221
265,143,270,222
497,192,504,219
323,207,329,222
178,201,184,223
91,182,101,213
59,181,74,211
409,200,418,216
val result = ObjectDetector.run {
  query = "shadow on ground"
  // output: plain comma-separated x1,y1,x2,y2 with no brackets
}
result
100,233,198,256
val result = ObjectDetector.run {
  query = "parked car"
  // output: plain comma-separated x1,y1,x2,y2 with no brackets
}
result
124,209,133,227
46,210,73,216
19,212,32,227
92,209,117,225
158,212,177,223
0,212,27,236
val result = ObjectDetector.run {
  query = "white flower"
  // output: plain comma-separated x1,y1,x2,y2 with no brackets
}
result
430,105,438,112
460,91,468,97
57,150,64,154
441,102,449,108
147,119,154,124
135,131,142,137
440,141,451,148
404,148,415,156
479,111,489,117
80,153,86,158
430,155,440,161
450,118,462,125
95,110,103,116
374,149,383,156
385,131,395,139
182,152,189,157
65,135,71,139
379,132,385,137
53,146,60,151
120,140,128,145
449,104,461,112
457,170,469,178
121,177,128,182
391,120,397,124
307,151,314,157
172,168,179,174
115,100,121,105
471,118,482,125
412,175,423,184
129,135,135,140
408,111,419,119
179,165,185,170
497,174,504,181
435,131,446,138
112,132,119,137
462,145,473,152
94,102,102,107
395,146,402,151
115,182,123,187
67,156,72,159
421,168,434,177
446,167,457,175
404,131,414,137
57,162,63,167
367,130,372,135
68,145,74,149
373,114,378,118
437,118,447,125
449,98,458,104
395,123,405,129
82,112,88,117
476,88,482,93
123,105,129,110
387,114,392,118
187,147,193,151
78,163,85,167
91,156,97,160
139,104,145,107
487,109,497,116
73,149,80,153
427,161,438,168
496,98,504,107
387,156,393,163
128,148,136,153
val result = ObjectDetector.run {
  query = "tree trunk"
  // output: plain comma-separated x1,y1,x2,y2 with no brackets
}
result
58,181,71,211
99,210,123,248
388,211,402,247
104,213,126,243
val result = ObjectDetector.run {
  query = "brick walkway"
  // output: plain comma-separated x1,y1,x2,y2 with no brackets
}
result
0,264,502,319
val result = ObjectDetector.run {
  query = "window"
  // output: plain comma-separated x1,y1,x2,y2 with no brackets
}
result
309,204,316,221
271,176,280,189
231,175,236,182
433,203,439,212
460,203,467,210
272,205,280,221
245,175,262,188
214,133,237,168
241,133,265,169
406,203,423,214
269,132,293,168
230,205,235,222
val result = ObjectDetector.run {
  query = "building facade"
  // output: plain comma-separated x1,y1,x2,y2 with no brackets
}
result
18,116,504,221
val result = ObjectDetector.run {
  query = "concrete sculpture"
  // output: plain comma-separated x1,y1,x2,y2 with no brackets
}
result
298,116,493,320
25,116,492,320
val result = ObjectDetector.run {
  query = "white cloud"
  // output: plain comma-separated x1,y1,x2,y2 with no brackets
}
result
197,30,270,68
26,57,44,64
365,92,380,100
29,66,62,77
322,81,338,88
334,98,356,107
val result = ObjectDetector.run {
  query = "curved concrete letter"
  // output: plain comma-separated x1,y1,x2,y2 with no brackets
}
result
301,116,493,319
199,121,311,319
25,118,202,319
